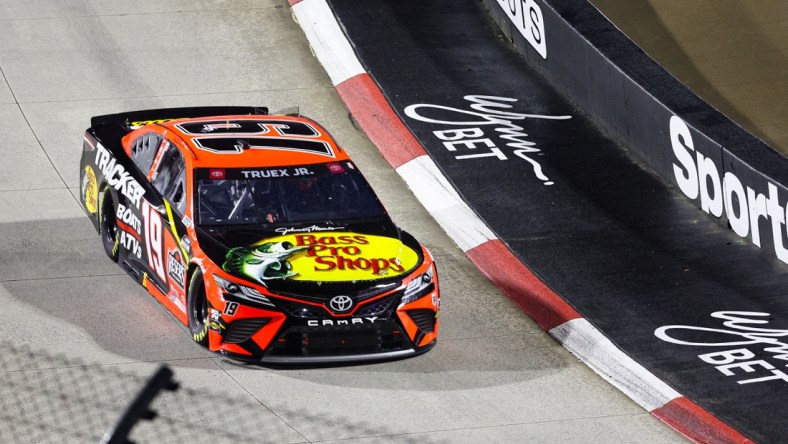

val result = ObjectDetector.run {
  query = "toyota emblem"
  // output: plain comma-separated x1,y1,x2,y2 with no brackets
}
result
329,295,353,313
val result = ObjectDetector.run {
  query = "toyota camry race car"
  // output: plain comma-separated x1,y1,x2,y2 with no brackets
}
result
79,107,439,363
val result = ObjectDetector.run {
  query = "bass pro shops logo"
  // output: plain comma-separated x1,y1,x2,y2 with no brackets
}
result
81,166,98,214
224,233,419,284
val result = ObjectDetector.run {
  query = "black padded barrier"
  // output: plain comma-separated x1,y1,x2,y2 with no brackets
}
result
482,0,788,266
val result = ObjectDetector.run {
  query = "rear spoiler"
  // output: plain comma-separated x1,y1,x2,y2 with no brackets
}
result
90,106,270,131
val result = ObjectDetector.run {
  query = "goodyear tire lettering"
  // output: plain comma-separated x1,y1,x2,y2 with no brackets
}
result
193,323,208,342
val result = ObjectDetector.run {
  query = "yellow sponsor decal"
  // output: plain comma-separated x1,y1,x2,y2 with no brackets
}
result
129,118,181,128
223,232,419,283
82,165,98,213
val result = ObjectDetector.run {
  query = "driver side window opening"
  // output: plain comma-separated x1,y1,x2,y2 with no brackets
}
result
130,133,163,174
151,142,187,215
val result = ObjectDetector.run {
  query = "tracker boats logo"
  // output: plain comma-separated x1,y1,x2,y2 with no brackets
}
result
655,311,788,385
94,143,145,208
404,95,571,186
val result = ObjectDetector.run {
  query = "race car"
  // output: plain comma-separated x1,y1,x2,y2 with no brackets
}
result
79,106,439,363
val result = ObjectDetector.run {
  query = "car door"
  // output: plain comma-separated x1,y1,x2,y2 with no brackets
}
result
141,137,191,312
109,131,165,275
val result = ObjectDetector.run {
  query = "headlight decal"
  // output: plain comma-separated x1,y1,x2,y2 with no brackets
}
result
213,275,275,307
400,265,435,306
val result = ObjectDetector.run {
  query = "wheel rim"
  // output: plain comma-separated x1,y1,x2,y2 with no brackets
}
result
192,285,208,328
104,214,118,243
100,193,120,261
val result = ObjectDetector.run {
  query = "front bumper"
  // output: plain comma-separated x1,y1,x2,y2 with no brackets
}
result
208,269,440,363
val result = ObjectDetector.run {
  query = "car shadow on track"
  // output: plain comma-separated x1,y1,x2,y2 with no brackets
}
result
1,217,574,391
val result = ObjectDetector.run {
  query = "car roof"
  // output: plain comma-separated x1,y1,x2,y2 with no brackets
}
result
160,114,350,169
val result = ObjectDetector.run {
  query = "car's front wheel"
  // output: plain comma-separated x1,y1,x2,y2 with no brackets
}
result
187,268,209,346
99,189,119,262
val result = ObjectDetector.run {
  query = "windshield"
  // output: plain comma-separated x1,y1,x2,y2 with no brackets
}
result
197,162,386,225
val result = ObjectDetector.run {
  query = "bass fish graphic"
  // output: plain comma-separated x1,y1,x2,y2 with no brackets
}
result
223,241,307,283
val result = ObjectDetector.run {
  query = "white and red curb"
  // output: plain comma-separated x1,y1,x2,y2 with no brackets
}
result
288,1,751,442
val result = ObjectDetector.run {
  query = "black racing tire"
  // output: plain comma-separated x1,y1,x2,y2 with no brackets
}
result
187,268,209,346
99,189,119,262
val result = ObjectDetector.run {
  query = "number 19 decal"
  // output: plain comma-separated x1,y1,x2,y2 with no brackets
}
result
223,302,239,316
142,201,167,282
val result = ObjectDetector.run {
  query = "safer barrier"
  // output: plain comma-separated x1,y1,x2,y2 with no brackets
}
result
483,0,788,266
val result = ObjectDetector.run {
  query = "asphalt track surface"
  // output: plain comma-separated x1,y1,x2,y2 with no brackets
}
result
306,0,788,442
0,1,682,443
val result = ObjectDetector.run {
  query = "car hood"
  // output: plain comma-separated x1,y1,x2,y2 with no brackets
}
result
196,221,423,292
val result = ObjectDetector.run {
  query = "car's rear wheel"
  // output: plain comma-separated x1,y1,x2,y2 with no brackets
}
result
188,268,209,346
99,189,119,262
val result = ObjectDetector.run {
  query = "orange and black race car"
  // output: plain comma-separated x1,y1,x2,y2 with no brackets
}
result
79,107,439,363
